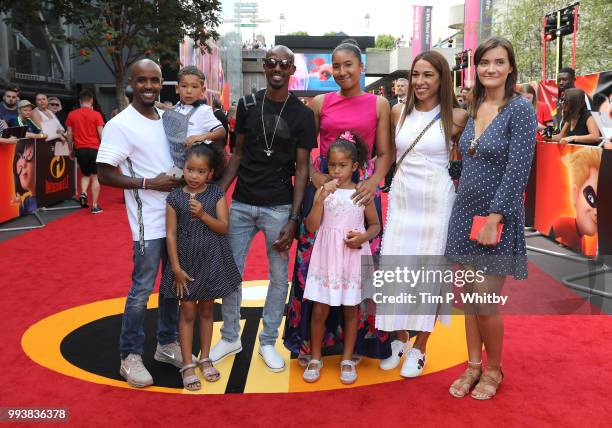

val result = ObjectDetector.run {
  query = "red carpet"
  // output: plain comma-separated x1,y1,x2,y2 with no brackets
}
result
1,185,611,426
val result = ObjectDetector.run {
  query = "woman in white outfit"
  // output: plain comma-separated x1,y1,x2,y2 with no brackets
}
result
376,50,467,377
32,93,66,143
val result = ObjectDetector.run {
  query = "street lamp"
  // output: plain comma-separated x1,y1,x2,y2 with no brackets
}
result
279,14,285,35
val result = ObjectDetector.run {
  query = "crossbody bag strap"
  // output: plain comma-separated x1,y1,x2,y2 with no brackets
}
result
393,112,441,177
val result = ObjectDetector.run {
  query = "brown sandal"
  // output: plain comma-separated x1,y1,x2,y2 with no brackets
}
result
471,366,504,400
449,361,482,398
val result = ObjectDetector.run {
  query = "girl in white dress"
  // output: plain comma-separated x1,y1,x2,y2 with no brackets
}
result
376,51,467,377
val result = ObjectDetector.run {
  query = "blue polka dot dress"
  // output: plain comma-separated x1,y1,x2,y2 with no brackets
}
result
160,186,241,301
445,96,537,279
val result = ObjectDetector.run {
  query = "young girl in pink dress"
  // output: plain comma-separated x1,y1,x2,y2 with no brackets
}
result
302,132,381,385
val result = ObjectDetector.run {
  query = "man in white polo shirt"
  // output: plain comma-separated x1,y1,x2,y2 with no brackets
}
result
97,59,185,388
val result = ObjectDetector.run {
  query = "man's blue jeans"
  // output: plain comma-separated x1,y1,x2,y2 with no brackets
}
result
221,201,292,347
119,238,179,358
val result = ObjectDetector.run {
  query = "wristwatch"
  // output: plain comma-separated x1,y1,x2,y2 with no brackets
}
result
288,213,301,223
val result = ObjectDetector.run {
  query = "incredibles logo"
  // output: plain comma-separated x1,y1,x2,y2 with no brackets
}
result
49,156,66,179
21,281,464,394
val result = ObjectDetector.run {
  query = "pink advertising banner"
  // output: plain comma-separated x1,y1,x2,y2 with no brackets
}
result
412,5,423,59
463,0,494,86
412,5,433,61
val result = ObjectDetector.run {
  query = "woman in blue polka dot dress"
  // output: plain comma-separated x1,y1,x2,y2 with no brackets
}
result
445,37,536,400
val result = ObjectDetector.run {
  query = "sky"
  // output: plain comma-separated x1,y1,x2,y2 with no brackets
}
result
219,0,465,46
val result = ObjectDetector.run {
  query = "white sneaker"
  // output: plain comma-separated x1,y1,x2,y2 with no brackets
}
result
258,345,286,372
120,354,153,388
400,348,426,378
154,341,195,368
379,340,409,370
210,339,242,364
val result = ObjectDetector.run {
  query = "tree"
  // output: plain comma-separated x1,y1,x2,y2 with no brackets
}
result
287,31,309,36
323,31,338,36
375,34,395,50
0,0,222,109
493,0,611,82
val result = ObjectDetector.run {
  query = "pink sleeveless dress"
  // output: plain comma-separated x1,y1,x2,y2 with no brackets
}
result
319,92,378,158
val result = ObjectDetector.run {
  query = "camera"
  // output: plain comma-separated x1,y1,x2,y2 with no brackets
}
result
543,126,555,139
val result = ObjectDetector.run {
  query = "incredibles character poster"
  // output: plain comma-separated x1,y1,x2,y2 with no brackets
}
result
535,143,601,256
0,143,20,223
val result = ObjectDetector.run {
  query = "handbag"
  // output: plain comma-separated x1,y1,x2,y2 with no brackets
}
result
447,135,462,180
393,110,441,177
469,216,504,244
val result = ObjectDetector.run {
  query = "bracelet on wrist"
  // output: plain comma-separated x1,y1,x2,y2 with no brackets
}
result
289,213,301,223
142,178,146,190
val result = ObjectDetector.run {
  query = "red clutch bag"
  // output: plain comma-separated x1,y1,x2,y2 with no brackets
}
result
469,216,504,243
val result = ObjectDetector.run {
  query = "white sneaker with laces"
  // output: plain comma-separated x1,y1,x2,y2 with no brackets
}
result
120,354,153,388
154,341,195,368
258,345,285,372
379,340,409,370
400,348,426,378
209,339,243,364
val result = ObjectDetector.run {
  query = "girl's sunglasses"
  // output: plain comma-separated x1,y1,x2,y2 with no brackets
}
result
264,58,292,70
583,185,597,208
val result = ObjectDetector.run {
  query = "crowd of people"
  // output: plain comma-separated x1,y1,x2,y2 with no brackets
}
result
2,34,608,400
0,84,108,213
86,34,559,402
0,81,233,216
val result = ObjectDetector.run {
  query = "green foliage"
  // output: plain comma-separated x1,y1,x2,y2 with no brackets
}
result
287,31,309,36
323,31,338,36
0,0,222,107
375,34,395,50
493,0,612,82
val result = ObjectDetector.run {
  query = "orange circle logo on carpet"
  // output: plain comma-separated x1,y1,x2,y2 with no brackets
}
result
22,281,467,394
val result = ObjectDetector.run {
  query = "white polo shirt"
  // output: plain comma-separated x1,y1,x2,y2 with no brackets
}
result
172,102,223,137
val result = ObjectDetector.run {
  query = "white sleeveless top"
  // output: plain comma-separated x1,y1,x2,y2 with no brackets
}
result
34,107,64,141
395,104,448,167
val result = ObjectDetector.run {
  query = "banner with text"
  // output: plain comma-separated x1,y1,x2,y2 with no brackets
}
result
411,5,432,60
35,140,75,208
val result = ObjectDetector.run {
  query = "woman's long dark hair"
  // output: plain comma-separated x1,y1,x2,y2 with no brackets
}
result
470,37,519,118
400,50,458,144
563,88,588,123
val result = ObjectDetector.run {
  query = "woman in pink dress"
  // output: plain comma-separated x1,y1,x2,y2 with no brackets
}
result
284,39,393,362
